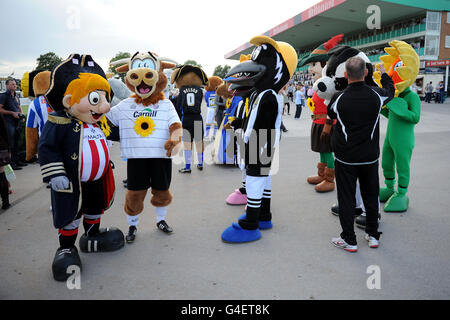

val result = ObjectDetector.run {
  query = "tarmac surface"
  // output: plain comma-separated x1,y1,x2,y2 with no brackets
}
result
0,100,449,300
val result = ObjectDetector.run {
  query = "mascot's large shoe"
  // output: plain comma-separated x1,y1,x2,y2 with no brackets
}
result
226,189,248,205
379,179,395,202
79,227,125,253
307,163,326,185
221,222,261,243
384,187,409,212
315,168,335,193
355,212,381,229
52,246,82,282
238,213,272,230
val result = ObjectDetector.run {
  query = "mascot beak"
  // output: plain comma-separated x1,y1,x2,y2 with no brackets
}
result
225,60,266,93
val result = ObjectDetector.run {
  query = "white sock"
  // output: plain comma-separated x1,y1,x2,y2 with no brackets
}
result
155,206,167,223
127,214,139,227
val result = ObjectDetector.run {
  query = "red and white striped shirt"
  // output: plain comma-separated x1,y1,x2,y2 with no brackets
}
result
80,123,110,182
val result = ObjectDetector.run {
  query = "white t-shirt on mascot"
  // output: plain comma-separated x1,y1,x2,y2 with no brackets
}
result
107,97,180,159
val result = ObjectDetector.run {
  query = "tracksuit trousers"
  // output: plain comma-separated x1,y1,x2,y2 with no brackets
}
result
335,160,381,245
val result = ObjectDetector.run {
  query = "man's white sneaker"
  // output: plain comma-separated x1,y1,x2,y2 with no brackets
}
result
365,234,379,248
331,237,358,252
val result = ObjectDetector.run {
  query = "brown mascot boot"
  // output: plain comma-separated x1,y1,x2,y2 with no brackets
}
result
315,168,335,193
307,163,327,185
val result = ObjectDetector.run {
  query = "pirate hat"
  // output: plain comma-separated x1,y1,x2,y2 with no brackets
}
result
298,34,344,67
171,64,208,86
45,54,112,111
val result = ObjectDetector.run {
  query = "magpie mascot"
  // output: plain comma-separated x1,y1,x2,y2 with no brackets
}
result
221,36,298,243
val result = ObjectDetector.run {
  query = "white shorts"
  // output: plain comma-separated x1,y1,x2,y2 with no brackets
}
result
205,107,216,125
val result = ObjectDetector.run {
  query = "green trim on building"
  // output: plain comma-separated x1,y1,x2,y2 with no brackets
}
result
381,0,450,11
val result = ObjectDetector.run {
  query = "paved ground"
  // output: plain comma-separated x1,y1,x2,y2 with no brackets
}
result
0,100,449,300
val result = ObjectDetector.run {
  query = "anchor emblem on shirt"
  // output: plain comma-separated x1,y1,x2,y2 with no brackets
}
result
73,124,81,133
71,153,78,160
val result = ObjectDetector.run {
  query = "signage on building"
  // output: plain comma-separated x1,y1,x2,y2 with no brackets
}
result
425,60,450,67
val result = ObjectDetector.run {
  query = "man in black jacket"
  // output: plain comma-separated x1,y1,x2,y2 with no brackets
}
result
327,56,394,252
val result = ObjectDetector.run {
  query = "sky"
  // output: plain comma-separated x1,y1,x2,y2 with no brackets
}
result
0,0,320,79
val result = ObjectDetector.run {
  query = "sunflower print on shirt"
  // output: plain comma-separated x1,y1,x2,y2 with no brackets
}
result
134,116,155,137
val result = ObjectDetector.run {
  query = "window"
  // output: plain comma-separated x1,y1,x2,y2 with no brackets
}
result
426,11,441,32
446,35,450,48
447,12,450,24
425,34,440,56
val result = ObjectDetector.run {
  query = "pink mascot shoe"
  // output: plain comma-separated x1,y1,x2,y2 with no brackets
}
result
226,189,248,205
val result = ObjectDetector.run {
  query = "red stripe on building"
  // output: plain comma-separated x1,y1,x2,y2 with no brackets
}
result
268,17,295,37
301,0,346,22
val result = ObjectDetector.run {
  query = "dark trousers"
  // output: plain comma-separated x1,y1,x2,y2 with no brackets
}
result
284,103,290,114
439,91,445,103
295,104,302,118
335,160,381,245
216,108,225,128
425,92,432,103
5,121,19,164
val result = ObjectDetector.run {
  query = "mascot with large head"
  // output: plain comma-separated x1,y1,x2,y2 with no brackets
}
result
106,51,182,242
38,54,124,282
22,70,52,162
299,34,343,193
374,40,420,212
221,35,297,243
170,64,209,173
204,76,223,140
224,54,254,206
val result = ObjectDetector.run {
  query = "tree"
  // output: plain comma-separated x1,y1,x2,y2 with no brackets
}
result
109,52,131,81
184,60,202,68
36,52,62,71
213,65,231,79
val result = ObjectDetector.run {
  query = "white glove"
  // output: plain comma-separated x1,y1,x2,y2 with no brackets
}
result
50,176,70,191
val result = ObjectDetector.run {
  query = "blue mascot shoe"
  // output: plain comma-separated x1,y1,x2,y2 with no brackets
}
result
238,213,273,230
221,222,261,243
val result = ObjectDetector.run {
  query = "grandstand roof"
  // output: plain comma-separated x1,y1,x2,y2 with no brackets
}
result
225,0,449,60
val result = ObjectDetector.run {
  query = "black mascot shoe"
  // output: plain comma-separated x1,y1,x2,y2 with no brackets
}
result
79,227,125,253
126,226,137,243
178,167,191,173
52,246,82,282
331,204,364,217
355,213,381,229
157,220,173,233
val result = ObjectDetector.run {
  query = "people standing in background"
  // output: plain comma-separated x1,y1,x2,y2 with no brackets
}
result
288,83,294,102
424,81,433,103
294,84,305,119
277,89,288,133
0,112,11,210
0,79,27,170
437,81,445,104
307,86,314,99
280,85,290,115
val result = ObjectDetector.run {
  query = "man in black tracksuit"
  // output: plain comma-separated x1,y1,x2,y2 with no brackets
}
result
327,57,394,251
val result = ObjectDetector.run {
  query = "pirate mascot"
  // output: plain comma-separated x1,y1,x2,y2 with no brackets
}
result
39,54,124,282
299,34,343,193
221,36,298,243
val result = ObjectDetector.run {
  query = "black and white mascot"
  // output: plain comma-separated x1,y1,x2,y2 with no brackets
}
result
221,36,298,243
313,45,378,220
313,45,377,104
